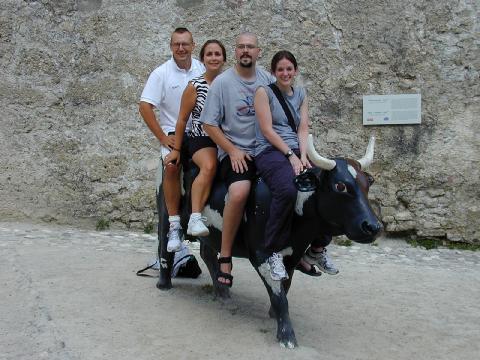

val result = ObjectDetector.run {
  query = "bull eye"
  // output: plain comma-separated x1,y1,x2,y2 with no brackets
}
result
335,182,347,193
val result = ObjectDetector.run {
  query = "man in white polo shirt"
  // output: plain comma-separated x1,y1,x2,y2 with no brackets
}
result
139,27,205,252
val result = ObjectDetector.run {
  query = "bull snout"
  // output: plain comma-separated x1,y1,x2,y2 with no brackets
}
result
356,220,383,243
361,221,382,235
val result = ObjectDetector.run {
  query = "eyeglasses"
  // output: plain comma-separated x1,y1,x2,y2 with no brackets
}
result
236,44,257,50
171,42,193,49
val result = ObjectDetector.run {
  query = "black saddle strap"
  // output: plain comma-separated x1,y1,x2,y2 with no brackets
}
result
268,83,297,133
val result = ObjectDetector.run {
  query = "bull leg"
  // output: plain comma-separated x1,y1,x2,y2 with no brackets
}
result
156,187,174,290
268,269,295,319
269,255,296,318
199,242,230,300
253,254,297,349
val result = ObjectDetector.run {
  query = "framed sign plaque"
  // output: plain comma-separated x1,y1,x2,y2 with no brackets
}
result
363,94,421,125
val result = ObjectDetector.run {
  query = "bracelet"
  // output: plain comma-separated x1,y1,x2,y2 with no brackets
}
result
285,149,294,158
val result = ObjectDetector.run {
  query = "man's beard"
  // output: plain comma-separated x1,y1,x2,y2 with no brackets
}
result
239,57,253,68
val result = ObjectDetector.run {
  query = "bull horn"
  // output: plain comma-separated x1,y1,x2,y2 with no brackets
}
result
307,134,336,170
357,136,375,169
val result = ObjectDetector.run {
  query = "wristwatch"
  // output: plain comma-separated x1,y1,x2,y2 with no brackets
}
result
285,149,293,158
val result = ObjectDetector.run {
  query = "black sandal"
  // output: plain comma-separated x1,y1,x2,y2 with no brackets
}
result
217,256,233,288
296,260,323,277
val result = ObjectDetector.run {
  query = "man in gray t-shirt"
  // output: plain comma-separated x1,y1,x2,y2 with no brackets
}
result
200,32,274,287
201,67,273,162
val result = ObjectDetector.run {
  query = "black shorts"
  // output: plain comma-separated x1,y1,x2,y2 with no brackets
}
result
219,155,257,188
167,131,190,169
188,136,217,157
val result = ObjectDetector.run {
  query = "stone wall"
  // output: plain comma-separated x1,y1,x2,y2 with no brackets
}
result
1,0,478,242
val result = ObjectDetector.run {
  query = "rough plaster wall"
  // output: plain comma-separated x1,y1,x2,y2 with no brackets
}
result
0,0,478,242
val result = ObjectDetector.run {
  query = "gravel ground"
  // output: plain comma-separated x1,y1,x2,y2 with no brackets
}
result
0,221,479,360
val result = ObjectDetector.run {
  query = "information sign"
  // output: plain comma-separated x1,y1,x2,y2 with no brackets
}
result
363,94,421,125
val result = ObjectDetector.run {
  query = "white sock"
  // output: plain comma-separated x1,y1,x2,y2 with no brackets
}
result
169,215,181,229
190,212,201,221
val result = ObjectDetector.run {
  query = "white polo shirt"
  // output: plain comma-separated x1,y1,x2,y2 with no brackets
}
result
140,57,205,134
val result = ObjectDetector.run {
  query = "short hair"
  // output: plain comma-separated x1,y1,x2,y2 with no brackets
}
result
270,50,298,72
171,27,193,43
236,32,258,46
199,39,227,62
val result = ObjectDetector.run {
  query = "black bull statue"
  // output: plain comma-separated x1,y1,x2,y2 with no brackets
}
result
155,135,383,348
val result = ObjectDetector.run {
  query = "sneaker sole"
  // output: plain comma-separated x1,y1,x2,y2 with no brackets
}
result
317,266,339,275
187,228,209,237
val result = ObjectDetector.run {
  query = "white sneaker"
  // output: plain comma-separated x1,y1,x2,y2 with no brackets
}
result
267,252,288,281
187,215,209,237
166,225,183,252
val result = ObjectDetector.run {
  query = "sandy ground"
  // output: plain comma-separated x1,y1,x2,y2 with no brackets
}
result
0,221,479,360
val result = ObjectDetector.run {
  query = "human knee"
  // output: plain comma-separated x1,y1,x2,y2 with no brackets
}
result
164,163,180,178
228,191,248,205
200,160,217,178
227,185,250,205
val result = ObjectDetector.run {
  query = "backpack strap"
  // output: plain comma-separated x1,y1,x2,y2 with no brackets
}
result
268,83,297,133
136,260,158,277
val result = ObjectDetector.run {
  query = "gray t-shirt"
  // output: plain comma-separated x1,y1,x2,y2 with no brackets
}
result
199,67,275,160
255,85,306,156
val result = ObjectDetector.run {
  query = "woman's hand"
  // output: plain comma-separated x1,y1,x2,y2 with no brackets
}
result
300,154,312,169
289,154,304,176
165,149,181,166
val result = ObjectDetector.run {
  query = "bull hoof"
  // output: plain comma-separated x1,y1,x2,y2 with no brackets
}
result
214,284,231,300
277,327,297,349
157,266,172,290
156,275,172,290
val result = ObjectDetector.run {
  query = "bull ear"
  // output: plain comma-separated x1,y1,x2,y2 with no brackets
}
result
307,134,336,170
357,136,375,169
364,172,375,186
